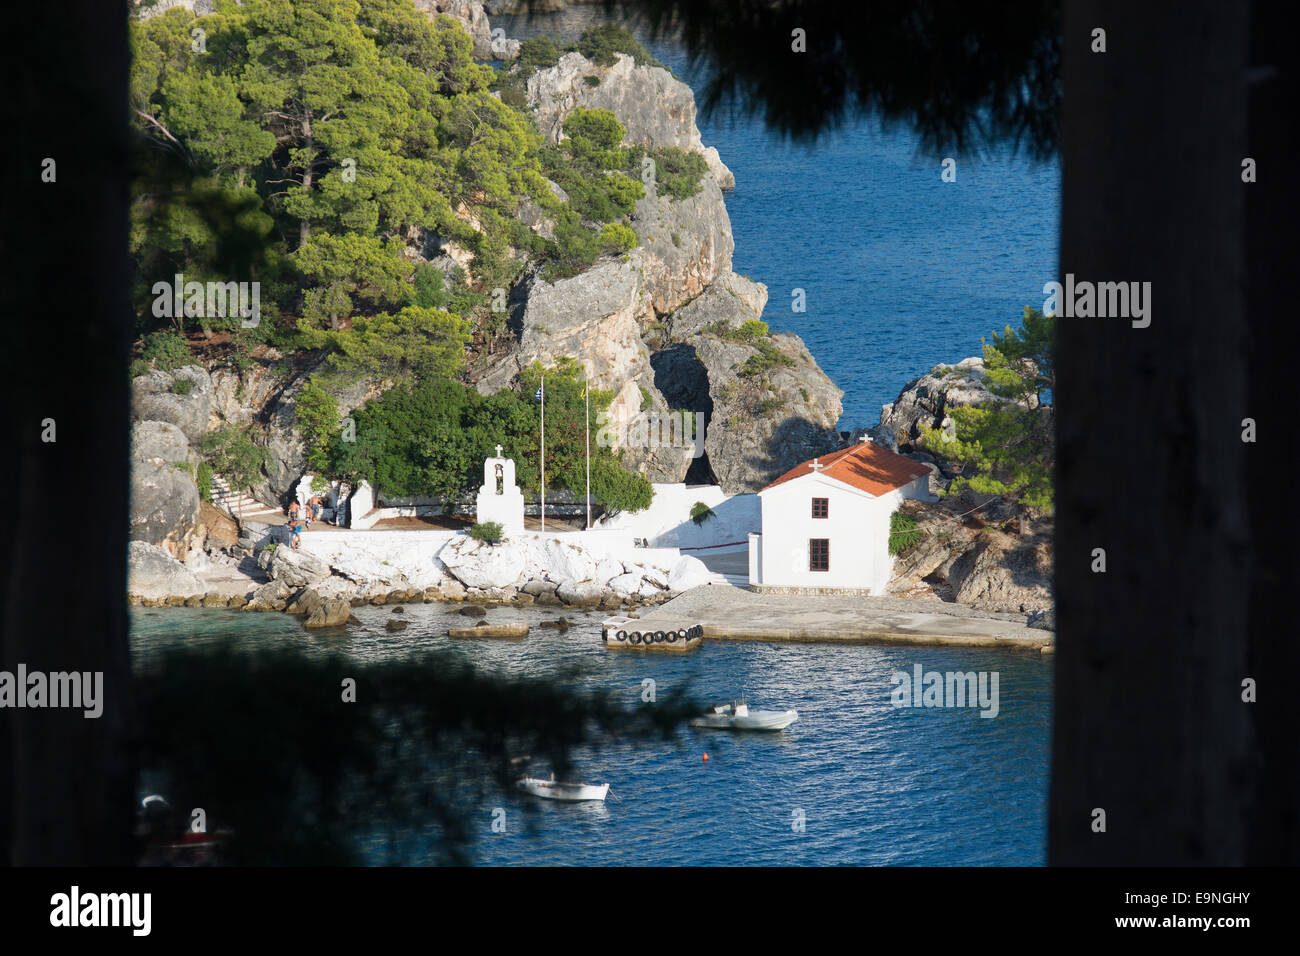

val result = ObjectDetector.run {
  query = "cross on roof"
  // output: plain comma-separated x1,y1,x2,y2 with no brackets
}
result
809,458,825,472
495,444,503,457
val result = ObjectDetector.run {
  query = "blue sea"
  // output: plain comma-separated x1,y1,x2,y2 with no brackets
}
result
132,605,1051,865
504,10,1062,429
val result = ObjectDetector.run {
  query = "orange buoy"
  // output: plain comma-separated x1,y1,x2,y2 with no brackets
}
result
702,752,709,762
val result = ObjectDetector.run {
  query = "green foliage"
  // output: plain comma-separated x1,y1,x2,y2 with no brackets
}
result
738,339,796,378
293,234,414,329
196,461,214,502
990,306,1055,405
130,0,545,340
199,424,268,493
590,455,654,514
689,501,716,526
141,330,192,371
412,263,449,310
332,357,650,512
918,308,1055,511
314,306,471,387
889,511,923,555
599,222,637,254
295,379,341,474
572,23,666,70
468,521,504,544
516,35,562,75
648,145,707,200
170,378,193,395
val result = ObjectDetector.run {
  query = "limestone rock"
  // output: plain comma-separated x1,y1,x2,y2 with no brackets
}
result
305,598,351,628
661,272,767,342
198,500,239,550
953,536,1053,614
629,175,733,316
696,334,843,493
130,459,200,558
128,541,205,600
246,579,292,611
555,580,603,606
475,259,652,398
285,587,325,617
439,537,527,590
667,554,711,593
132,420,191,465
269,547,332,588
131,366,212,444
878,357,1005,452
527,52,734,189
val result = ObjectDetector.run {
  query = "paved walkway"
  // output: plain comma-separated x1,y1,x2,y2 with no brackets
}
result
629,584,1052,649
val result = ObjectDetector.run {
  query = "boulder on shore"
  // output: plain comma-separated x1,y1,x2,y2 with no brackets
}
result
305,598,351,628
128,541,205,600
268,546,332,588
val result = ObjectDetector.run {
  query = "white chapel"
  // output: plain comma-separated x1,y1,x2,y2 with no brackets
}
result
748,439,934,594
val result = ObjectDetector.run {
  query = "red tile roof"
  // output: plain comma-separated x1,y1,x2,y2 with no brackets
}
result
761,442,931,497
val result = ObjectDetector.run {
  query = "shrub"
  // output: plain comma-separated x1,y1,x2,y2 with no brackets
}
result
689,501,716,526
599,222,637,254
591,456,653,514
129,359,151,379
889,511,924,556
196,461,213,502
413,263,449,310
572,24,665,70
142,330,191,371
171,378,193,395
516,35,562,74
469,521,504,545
199,425,268,494
649,146,707,201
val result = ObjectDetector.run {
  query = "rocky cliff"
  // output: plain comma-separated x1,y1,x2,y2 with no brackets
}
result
475,51,842,492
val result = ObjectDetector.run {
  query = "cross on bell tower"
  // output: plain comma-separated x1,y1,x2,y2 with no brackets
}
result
495,444,503,458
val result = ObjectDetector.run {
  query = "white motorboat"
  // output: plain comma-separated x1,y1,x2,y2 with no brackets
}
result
690,700,799,731
517,776,610,802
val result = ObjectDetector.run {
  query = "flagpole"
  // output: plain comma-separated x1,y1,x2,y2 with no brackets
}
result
585,364,591,530
540,374,545,532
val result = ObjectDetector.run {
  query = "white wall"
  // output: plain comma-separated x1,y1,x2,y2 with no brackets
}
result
755,475,901,593
594,483,760,548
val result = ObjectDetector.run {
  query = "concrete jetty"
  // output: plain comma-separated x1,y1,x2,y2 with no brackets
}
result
628,584,1052,650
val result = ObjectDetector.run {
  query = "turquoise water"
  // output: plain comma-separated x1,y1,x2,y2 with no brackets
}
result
132,606,1051,865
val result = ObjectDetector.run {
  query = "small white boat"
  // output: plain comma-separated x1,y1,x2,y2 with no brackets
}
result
517,776,610,802
690,700,799,731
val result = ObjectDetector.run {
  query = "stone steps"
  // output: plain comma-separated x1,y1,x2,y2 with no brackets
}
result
209,473,282,523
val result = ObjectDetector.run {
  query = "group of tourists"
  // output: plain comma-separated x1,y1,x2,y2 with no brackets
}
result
287,496,325,550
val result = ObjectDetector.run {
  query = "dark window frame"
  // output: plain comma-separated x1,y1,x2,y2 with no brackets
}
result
811,497,829,519
809,538,830,572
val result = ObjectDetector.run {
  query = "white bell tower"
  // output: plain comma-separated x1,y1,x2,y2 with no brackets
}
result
475,444,524,536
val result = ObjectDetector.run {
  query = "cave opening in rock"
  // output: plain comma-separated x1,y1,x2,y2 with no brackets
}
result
650,344,715,485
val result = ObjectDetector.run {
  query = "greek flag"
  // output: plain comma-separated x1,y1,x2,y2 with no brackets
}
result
534,385,543,401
